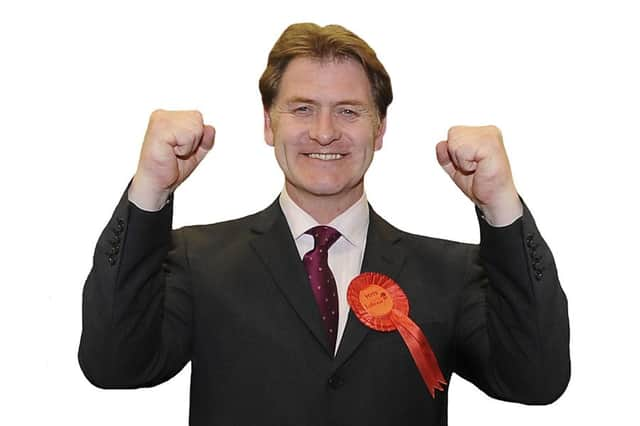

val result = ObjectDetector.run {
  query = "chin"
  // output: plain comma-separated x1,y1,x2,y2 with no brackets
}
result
303,186,346,197
297,178,362,199
289,179,341,196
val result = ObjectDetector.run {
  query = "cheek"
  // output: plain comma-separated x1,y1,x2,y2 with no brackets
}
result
273,132,304,168
275,126,306,149
274,143,292,169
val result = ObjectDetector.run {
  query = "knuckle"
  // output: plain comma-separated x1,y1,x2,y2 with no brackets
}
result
486,124,500,135
150,109,168,123
484,125,503,145
189,124,203,141
187,111,204,131
149,110,160,125
448,125,470,142
175,131,193,147
186,110,204,124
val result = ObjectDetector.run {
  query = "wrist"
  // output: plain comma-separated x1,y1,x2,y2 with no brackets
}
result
478,189,522,227
128,174,172,212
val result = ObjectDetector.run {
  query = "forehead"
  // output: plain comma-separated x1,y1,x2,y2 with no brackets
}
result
276,56,373,104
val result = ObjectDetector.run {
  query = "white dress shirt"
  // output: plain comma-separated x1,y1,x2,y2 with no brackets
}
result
279,187,369,354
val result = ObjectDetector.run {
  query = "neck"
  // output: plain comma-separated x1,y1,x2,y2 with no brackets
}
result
285,182,364,224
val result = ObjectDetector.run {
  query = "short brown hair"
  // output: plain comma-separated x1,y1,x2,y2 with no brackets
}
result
259,23,393,119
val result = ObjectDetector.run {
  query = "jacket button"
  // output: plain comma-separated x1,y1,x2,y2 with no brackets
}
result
107,255,116,266
328,374,344,389
535,270,543,281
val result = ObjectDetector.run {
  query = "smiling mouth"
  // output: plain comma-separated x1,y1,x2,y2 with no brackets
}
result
306,153,345,160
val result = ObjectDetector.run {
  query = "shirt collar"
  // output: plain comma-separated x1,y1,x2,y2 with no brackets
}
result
278,186,369,249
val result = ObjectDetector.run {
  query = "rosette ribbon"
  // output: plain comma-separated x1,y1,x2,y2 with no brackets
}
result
347,272,447,398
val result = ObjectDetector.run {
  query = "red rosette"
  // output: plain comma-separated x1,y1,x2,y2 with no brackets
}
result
347,272,408,331
347,272,447,398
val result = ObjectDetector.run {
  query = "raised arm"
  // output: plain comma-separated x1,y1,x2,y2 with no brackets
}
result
454,203,570,403
436,125,570,403
78,110,215,388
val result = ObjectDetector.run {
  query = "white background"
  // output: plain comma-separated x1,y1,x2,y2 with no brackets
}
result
1,0,638,424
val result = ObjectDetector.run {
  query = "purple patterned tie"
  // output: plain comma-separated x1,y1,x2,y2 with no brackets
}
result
303,226,341,353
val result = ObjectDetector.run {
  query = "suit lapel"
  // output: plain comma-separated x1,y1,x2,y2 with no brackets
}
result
248,200,407,361
249,200,333,355
334,206,407,366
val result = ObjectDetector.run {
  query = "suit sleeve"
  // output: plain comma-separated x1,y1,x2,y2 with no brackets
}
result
453,200,570,404
78,187,192,389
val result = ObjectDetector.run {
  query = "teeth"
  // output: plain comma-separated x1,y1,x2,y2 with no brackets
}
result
307,153,343,160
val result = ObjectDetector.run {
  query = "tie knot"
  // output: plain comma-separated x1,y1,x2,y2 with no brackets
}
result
306,225,341,250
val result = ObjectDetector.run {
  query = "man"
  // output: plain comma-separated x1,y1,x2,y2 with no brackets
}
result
79,23,570,425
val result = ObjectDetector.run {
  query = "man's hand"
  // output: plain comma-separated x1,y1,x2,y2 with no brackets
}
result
436,125,522,226
128,110,216,211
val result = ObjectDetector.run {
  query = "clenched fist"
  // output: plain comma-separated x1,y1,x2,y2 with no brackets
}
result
436,125,522,226
128,110,216,211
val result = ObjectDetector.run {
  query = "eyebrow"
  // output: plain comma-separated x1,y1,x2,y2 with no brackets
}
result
285,96,369,108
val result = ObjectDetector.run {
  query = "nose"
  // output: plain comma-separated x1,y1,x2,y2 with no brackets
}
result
309,109,341,145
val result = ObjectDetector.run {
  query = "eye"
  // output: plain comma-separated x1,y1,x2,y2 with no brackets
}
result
292,105,313,116
338,107,360,119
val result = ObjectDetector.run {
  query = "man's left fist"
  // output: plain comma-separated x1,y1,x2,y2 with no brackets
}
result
436,125,522,226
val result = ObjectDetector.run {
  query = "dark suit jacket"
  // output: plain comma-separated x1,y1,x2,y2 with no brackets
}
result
79,189,570,425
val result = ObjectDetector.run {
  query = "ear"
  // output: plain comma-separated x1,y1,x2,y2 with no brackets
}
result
264,109,274,147
374,117,386,151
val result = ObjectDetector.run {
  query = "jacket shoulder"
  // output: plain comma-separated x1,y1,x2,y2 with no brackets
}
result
370,208,476,256
172,200,280,251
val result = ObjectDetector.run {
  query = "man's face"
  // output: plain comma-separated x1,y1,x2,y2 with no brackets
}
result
264,56,385,205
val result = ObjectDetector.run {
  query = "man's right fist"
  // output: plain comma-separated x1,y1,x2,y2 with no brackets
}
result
128,110,215,211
